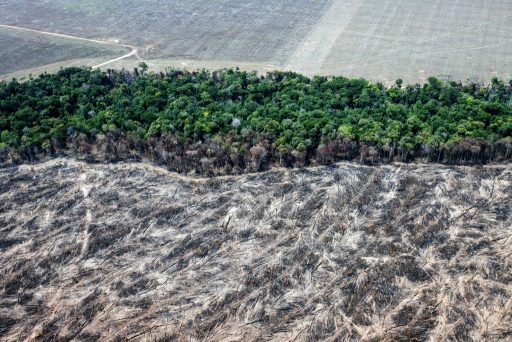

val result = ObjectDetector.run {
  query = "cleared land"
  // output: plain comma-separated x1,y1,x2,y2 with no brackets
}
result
0,26,128,77
0,0,329,74
316,0,512,84
1,0,511,83
1,159,511,340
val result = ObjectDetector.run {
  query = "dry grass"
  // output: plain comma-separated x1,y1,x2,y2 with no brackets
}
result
0,159,511,341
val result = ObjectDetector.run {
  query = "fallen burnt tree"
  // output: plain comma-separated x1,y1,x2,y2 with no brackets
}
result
0,159,511,340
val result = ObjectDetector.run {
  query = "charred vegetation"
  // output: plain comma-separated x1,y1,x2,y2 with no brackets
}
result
0,159,510,340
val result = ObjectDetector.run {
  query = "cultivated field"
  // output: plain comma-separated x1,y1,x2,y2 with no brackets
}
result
0,0,328,78
1,159,511,340
1,0,511,83
0,27,128,77
316,0,512,84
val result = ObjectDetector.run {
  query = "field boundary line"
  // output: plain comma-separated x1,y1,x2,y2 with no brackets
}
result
0,23,142,68
285,0,361,76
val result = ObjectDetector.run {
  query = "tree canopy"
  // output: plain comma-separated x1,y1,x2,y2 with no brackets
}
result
0,67,511,173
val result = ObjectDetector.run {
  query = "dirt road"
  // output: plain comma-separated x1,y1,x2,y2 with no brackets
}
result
0,23,141,68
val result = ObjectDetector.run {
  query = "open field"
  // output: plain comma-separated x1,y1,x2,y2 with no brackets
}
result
0,0,329,76
1,0,511,83
0,159,511,340
316,0,512,84
0,27,128,77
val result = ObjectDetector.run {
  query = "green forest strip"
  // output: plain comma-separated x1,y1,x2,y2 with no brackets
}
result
0,67,511,173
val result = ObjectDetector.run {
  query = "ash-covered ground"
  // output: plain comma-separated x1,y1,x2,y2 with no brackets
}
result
0,159,511,341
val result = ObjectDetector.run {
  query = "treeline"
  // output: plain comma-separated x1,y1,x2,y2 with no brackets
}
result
0,66,511,174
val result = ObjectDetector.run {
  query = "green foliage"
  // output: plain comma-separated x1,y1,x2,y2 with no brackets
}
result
138,62,149,73
0,67,510,164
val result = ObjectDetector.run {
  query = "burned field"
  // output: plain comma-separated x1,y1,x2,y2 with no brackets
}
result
2,0,512,83
0,159,511,340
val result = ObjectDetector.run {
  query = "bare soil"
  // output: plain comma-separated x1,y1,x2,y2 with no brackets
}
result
2,0,511,83
0,27,127,76
0,159,511,341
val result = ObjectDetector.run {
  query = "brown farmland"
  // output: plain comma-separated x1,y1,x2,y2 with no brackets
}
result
0,26,128,76
1,0,512,83
0,159,511,340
